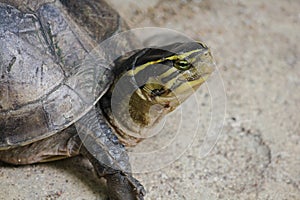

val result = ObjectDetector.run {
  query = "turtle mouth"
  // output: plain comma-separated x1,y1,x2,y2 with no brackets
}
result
185,72,211,82
179,62,215,90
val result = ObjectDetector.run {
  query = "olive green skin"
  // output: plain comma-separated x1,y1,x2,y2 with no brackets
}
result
0,1,145,200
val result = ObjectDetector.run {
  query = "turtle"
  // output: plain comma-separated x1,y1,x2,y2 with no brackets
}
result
0,0,215,199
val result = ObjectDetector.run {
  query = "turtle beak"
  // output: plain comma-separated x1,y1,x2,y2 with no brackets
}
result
190,61,215,89
175,52,215,96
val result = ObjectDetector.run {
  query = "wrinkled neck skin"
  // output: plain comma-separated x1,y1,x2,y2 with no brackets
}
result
100,84,182,147
100,71,198,147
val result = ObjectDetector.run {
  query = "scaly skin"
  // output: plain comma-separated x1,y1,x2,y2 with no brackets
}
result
0,1,214,199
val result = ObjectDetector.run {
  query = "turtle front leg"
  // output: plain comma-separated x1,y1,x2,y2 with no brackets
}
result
81,147,145,200
75,108,145,200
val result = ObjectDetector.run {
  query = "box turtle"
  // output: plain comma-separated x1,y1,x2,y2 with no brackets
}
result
0,0,215,199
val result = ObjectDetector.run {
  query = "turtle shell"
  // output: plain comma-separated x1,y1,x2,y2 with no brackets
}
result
0,0,127,149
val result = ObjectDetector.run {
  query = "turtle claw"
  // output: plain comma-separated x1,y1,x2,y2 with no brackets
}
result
106,172,145,200
126,174,146,199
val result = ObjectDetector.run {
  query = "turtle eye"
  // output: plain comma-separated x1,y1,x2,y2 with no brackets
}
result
173,59,192,70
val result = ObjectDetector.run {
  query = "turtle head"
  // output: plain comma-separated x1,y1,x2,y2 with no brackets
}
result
104,41,215,146
136,42,215,107
126,41,215,118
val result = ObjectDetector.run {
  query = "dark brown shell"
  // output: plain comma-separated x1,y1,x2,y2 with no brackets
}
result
0,0,126,149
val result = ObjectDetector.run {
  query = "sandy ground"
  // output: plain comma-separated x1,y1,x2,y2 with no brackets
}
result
0,0,299,199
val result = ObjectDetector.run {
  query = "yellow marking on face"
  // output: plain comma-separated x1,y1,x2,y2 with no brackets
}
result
164,49,202,62
128,49,202,76
172,74,210,94
159,67,177,80
164,75,178,89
